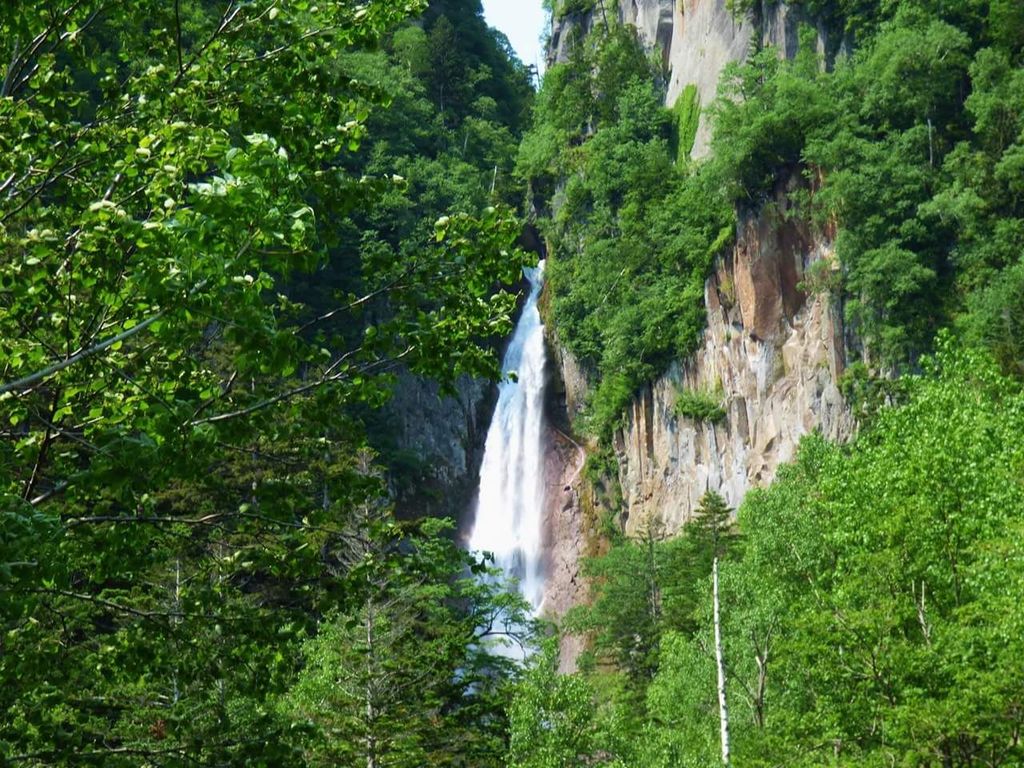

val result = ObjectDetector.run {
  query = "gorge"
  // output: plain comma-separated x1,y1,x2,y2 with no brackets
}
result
2,0,1024,765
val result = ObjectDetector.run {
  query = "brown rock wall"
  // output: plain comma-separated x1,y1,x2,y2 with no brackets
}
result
541,423,588,673
615,192,854,536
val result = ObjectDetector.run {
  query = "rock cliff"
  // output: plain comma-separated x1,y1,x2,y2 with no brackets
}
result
544,185,853,578
541,1,856,559
551,0,850,156
383,372,495,526
614,189,854,534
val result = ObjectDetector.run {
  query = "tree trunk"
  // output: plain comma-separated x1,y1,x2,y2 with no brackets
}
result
713,556,731,766
366,596,378,768
646,527,662,625
754,646,767,729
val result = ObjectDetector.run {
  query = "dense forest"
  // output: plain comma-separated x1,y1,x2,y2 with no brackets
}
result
3,0,1024,766
1,1,537,764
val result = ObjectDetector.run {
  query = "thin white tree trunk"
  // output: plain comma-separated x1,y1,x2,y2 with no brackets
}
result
366,597,378,768
713,555,731,766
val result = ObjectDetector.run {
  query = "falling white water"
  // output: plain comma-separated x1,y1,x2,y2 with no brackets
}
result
469,261,547,615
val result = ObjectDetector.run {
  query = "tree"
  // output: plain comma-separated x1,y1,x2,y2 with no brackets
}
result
565,516,710,693
507,640,600,768
693,491,736,767
285,485,530,768
732,340,1024,766
0,1,532,763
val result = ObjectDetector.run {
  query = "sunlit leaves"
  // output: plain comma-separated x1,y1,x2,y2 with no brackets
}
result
0,0,529,763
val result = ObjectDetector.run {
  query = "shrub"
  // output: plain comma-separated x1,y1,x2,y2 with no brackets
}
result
672,84,700,161
673,387,727,423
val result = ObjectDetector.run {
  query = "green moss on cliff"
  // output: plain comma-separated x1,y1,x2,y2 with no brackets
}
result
673,387,727,423
671,84,701,161
543,0,598,20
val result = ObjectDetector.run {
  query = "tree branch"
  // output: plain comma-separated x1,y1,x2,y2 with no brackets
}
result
189,345,413,426
0,310,165,395
171,2,241,88
2,272,214,396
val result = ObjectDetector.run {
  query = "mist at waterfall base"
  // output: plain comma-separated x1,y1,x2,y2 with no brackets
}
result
468,261,547,657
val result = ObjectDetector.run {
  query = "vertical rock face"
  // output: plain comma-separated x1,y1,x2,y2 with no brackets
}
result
610,0,848,156
621,0,677,68
547,8,598,65
652,0,757,158
604,2,856,530
384,373,495,526
542,422,588,672
540,0,856,635
614,191,854,535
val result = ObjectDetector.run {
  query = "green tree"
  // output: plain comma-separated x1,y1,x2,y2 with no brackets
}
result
0,1,533,763
692,491,736,766
507,640,601,768
285,497,529,768
565,519,709,692
732,339,1024,766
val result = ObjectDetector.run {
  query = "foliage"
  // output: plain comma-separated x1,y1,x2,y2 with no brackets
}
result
642,630,722,768
518,24,733,440
962,261,1024,377
509,639,649,768
0,1,534,764
566,495,736,696
582,445,625,537
727,0,885,37
284,514,530,767
796,256,842,295
534,0,1024,444
671,84,701,161
421,0,536,132
508,640,601,768
516,339,1024,767
673,387,727,423
711,5,1024,368
543,0,599,21
511,3,1024,766
691,490,735,557
724,338,1024,766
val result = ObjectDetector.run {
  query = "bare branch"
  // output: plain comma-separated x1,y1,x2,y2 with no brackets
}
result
190,346,413,426
30,480,69,506
229,26,337,65
1,37,19,98
65,512,230,528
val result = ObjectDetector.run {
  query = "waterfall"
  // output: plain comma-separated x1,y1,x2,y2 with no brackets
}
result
469,261,547,616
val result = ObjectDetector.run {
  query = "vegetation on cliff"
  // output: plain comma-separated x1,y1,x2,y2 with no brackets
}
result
517,25,733,440
712,4,1024,369
513,339,1024,767
518,0,1024,438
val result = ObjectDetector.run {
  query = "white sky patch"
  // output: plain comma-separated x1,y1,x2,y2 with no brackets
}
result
482,0,548,78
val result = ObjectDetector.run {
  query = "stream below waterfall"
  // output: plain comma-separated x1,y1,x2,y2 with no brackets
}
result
468,261,547,617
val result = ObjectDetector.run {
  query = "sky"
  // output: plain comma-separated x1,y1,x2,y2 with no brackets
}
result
481,0,548,76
